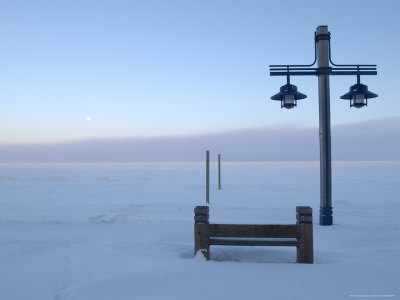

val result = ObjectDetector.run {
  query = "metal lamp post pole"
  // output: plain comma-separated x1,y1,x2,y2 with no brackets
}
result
316,26,333,226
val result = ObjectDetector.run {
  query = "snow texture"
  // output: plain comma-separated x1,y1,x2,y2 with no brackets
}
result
0,161,399,299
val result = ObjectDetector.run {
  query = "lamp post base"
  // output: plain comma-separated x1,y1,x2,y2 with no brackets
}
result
319,206,333,226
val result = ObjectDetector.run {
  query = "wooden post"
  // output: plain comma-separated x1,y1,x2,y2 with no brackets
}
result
296,206,314,263
194,206,210,260
206,150,210,204
218,154,221,190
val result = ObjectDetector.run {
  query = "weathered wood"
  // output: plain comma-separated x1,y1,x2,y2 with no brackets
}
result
296,206,314,263
296,215,312,223
194,215,209,223
194,223,210,260
193,205,314,264
296,206,312,214
194,206,210,259
209,224,298,238
194,206,209,215
194,206,209,224
296,206,313,223
210,238,299,247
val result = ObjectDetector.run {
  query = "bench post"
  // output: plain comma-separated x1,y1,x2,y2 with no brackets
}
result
194,206,210,260
296,206,314,264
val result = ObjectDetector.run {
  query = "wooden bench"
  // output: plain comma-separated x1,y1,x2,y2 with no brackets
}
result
194,206,313,264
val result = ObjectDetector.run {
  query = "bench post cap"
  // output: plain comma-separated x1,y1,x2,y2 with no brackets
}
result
194,206,209,224
194,206,209,214
296,206,312,214
297,206,313,224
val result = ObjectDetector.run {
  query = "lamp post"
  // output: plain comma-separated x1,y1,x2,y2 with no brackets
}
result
269,25,378,226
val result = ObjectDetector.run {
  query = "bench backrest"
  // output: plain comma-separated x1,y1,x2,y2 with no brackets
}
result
209,224,298,238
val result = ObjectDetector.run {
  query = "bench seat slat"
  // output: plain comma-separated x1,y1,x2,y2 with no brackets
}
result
209,224,298,238
209,237,299,247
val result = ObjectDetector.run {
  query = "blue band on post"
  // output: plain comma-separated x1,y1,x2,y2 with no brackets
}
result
195,213,209,217
320,206,333,215
298,221,312,225
195,221,209,224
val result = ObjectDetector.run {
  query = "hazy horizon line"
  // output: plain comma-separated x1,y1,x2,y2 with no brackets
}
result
2,116,399,147
1,160,399,164
0,116,398,163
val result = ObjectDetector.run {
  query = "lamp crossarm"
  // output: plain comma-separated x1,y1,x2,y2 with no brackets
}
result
328,38,376,67
269,30,377,77
269,68,377,77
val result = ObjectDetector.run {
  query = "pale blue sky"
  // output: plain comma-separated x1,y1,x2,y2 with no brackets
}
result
1,0,399,144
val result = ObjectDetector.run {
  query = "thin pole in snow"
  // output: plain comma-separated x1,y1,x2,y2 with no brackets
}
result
218,154,221,190
206,150,210,204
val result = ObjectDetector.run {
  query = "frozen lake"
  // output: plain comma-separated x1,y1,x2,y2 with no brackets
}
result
0,161,399,299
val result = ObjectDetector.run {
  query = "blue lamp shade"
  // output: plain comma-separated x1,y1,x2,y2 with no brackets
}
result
340,83,378,108
271,84,307,109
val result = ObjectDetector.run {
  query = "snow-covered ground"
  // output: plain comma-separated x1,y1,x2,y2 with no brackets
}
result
0,161,399,300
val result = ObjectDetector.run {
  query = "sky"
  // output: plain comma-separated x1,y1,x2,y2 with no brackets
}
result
0,0,399,158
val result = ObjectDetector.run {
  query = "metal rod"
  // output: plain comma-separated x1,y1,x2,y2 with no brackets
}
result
270,67,376,71
270,71,377,76
270,28,377,71
330,71,376,76
286,66,290,84
270,71,317,76
270,67,319,71
328,38,377,67
206,150,210,204
331,67,376,70
269,37,317,68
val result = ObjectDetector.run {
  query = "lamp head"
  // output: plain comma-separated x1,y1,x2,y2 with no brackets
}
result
340,83,377,108
271,83,307,109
